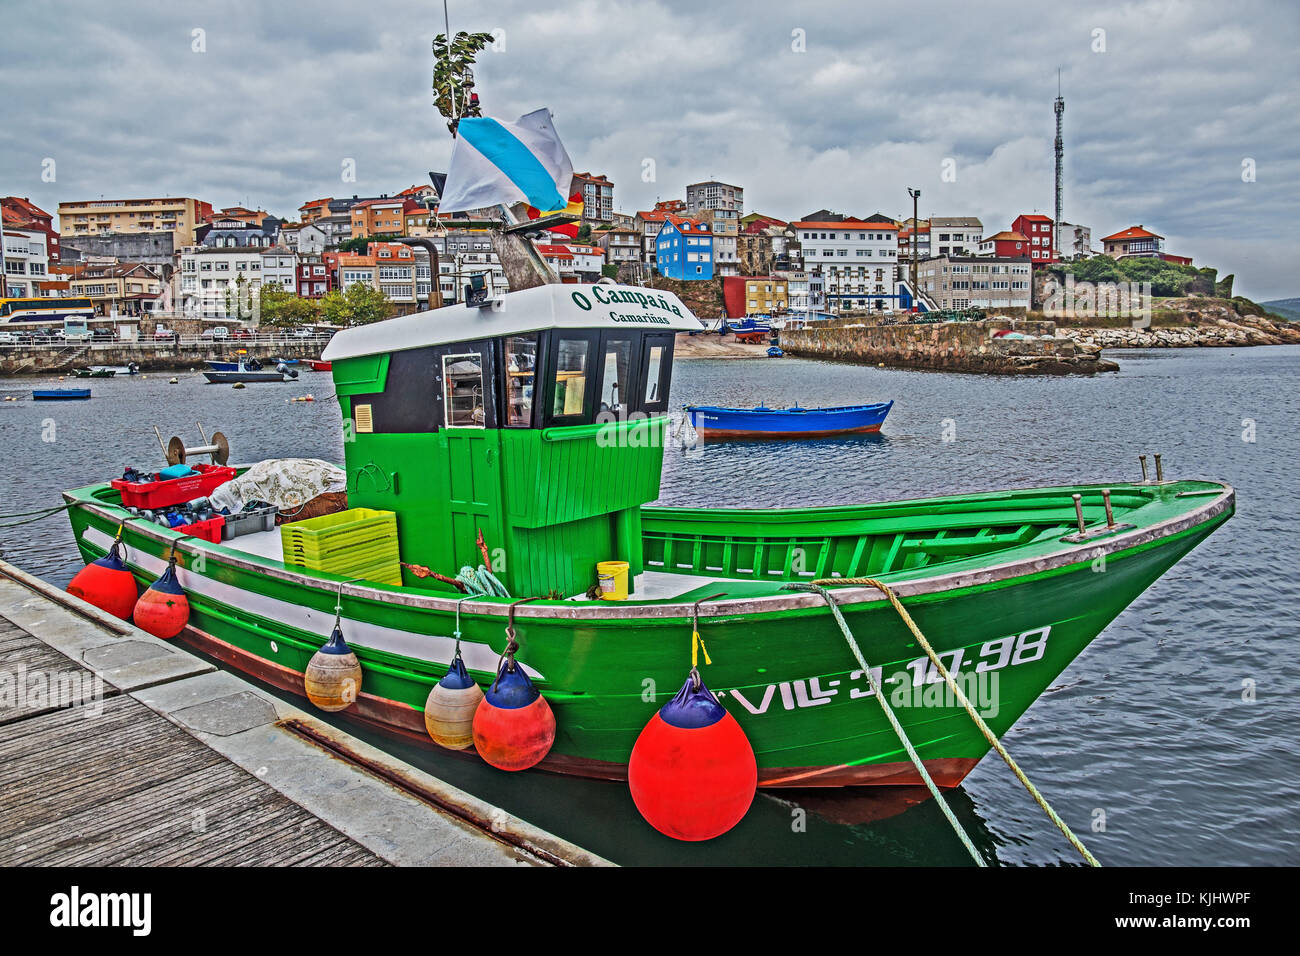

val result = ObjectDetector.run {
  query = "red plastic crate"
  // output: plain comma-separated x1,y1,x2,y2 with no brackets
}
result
110,464,237,509
176,515,225,543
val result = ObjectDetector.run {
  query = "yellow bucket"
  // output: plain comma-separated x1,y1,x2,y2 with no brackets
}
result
596,561,629,601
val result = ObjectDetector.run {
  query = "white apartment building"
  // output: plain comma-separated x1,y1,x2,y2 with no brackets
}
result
426,233,509,303
2,227,50,298
1056,222,1092,259
929,217,984,257
919,255,1032,311
791,219,899,312
178,245,267,320
261,247,297,292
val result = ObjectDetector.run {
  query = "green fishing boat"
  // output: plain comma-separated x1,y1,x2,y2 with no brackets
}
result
62,278,1233,788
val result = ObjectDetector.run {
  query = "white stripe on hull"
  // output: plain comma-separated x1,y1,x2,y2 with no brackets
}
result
82,526,542,678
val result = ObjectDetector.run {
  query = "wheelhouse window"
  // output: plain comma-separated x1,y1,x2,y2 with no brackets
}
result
551,336,590,420
443,353,485,427
503,334,537,427
641,335,673,412
598,337,634,416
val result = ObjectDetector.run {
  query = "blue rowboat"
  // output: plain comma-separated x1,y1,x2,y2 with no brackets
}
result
33,388,91,401
685,401,893,441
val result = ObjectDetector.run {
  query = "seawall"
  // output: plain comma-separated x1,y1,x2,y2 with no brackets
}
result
0,341,328,375
781,318,1117,375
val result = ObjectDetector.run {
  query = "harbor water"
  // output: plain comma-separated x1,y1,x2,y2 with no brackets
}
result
1,345,1296,865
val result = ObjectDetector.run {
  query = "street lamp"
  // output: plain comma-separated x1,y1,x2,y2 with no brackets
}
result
907,187,921,313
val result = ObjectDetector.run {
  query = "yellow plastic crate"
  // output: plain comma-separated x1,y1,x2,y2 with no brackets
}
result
281,508,401,583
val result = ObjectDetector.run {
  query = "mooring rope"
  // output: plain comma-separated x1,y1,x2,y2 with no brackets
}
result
787,577,1101,867
457,565,510,597
780,581,984,865
0,502,73,529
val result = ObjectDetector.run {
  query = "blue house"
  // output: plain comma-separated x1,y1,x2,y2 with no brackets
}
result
654,217,713,280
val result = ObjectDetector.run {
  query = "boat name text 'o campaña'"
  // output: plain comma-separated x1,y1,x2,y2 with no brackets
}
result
572,287,683,319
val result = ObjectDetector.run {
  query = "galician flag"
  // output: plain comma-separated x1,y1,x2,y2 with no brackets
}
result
437,108,574,215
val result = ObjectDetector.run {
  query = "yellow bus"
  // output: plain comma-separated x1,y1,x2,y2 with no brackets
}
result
0,297,95,325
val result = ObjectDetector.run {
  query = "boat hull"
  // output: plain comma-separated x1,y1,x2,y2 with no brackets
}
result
33,389,91,400
688,402,893,441
63,479,1232,788
202,371,290,383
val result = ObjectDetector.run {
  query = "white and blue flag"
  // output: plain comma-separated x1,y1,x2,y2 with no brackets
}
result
437,108,574,214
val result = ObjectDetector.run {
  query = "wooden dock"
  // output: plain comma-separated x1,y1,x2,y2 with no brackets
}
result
0,560,609,867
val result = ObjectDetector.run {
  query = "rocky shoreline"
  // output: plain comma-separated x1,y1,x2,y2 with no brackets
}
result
1053,298,1300,349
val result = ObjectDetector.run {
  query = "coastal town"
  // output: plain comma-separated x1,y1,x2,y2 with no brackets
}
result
0,177,1202,328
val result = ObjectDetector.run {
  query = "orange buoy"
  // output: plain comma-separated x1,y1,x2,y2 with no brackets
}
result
628,670,757,841
66,538,138,620
132,554,190,640
425,653,484,750
472,661,555,771
304,621,362,712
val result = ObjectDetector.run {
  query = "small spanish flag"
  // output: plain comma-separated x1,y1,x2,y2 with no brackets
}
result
526,190,584,238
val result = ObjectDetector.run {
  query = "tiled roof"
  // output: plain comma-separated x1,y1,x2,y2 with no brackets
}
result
1101,225,1163,242
1017,213,1053,222
983,231,1028,242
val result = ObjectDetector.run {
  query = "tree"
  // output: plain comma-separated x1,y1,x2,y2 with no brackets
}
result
338,234,400,255
432,31,495,135
576,223,592,243
258,285,320,327
320,283,394,327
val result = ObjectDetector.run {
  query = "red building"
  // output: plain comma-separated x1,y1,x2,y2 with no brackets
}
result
1011,214,1055,263
296,254,333,298
2,196,60,262
979,230,1030,258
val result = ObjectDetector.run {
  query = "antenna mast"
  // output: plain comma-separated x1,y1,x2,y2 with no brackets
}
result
1054,70,1064,252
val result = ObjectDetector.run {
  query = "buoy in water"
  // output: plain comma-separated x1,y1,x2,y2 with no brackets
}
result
628,671,757,841
168,377,179,384
132,554,189,639
424,654,483,750
232,382,245,389
66,537,138,620
472,661,555,771
304,621,362,711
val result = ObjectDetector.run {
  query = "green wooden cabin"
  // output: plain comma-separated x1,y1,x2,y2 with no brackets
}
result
322,282,702,597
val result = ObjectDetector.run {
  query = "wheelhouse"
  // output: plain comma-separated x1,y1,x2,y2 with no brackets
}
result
322,283,700,598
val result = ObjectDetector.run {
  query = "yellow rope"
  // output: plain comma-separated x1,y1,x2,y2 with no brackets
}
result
691,629,712,668
808,576,1101,867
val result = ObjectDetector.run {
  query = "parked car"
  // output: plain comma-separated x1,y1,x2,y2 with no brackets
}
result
292,327,315,338
0,331,17,345
92,328,114,341
230,328,253,340
154,327,175,340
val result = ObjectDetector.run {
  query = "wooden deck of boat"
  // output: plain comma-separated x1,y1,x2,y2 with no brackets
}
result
0,560,610,867
0,615,385,866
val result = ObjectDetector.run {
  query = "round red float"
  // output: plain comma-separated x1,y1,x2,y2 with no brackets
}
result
132,559,190,640
628,673,757,842
66,540,138,621
472,663,555,771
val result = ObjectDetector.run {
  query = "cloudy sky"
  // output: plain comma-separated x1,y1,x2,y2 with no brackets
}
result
3,0,1297,299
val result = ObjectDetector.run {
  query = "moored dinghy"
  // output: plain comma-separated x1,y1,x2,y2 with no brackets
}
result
686,401,893,440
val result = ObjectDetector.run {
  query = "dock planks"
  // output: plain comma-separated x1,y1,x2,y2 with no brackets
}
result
0,613,384,867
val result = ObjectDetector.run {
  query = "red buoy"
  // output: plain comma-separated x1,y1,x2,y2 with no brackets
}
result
66,538,138,620
628,672,757,841
472,662,555,772
132,556,190,640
